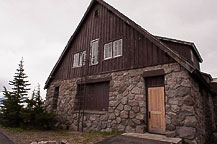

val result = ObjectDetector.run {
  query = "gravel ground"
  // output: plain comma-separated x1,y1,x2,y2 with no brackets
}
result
0,126,121,144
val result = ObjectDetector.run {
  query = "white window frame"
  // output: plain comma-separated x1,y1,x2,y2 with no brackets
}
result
104,42,113,60
113,39,122,58
73,53,80,68
90,39,99,66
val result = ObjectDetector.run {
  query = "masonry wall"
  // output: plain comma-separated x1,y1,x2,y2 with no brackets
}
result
45,63,216,143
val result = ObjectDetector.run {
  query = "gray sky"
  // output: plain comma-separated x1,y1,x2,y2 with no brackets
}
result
0,0,217,98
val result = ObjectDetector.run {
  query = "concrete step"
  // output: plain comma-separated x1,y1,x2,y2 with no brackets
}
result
122,133,182,144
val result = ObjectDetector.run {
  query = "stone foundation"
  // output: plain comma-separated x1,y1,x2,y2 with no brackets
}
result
45,62,216,143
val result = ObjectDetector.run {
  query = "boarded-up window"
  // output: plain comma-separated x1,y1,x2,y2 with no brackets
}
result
73,53,80,67
104,42,112,60
90,39,99,65
77,82,109,111
113,39,122,57
53,86,59,109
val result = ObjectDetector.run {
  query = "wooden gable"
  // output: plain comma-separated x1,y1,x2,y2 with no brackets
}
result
51,2,174,82
45,0,197,89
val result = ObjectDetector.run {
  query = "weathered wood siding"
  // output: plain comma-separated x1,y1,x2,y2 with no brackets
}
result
159,40,200,70
53,3,174,81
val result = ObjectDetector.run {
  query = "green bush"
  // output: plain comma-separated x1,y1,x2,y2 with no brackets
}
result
20,85,57,130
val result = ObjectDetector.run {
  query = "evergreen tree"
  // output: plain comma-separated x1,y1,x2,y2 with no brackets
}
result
0,58,56,129
33,84,43,111
0,87,22,127
0,58,30,127
24,84,56,129
26,84,43,112
9,58,30,103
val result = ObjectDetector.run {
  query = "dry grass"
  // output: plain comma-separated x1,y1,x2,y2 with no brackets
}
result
0,126,122,144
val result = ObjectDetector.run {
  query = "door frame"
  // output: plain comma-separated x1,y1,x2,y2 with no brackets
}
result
145,77,166,134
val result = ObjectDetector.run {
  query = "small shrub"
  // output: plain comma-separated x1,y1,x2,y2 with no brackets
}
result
34,112,57,130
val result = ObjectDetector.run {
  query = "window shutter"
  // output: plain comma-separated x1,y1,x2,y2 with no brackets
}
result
95,41,98,64
90,39,99,65
118,39,122,56
113,42,117,57
79,51,86,66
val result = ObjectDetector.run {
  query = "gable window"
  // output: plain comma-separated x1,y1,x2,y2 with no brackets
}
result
103,39,123,60
73,51,86,68
90,39,99,65
104,42,112,59
113,39,122,57
73,53,80,67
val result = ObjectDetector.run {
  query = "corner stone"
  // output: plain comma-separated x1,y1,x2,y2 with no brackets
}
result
177,126,196,139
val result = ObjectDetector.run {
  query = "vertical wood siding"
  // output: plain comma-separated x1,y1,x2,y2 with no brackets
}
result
159,40,200,70
53,3,174,81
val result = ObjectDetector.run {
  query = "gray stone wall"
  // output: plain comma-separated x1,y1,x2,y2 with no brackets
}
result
45,62,216,143
165,66,216,143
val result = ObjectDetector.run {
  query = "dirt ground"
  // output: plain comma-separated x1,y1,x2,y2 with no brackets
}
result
0,126,122,144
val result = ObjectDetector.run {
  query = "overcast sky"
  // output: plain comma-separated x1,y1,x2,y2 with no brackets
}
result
0,0,217,98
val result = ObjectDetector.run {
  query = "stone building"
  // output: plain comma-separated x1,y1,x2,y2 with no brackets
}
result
44,0,217,143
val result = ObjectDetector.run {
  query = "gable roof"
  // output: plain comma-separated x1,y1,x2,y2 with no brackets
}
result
44,0,204,89
156,36,203,62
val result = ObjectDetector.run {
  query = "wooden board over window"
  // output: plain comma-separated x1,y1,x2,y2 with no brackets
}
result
77,82,109,111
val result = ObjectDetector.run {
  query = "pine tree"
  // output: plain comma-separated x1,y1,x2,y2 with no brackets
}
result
26,84,43,112
0,58,30,127
24,84,56,129
34,84,43,109
0,87,23,127
9,58,30,103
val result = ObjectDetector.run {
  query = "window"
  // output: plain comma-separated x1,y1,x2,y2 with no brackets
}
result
73,51,86,68
103,39,123,60
79,51,86,66
90,39,99,65
76,82,109,111
104,42,112,59
53,86,59,109
113,39,122,57
73,53,80,67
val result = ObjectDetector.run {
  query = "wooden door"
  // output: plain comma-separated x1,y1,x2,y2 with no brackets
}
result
148,87,165,134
